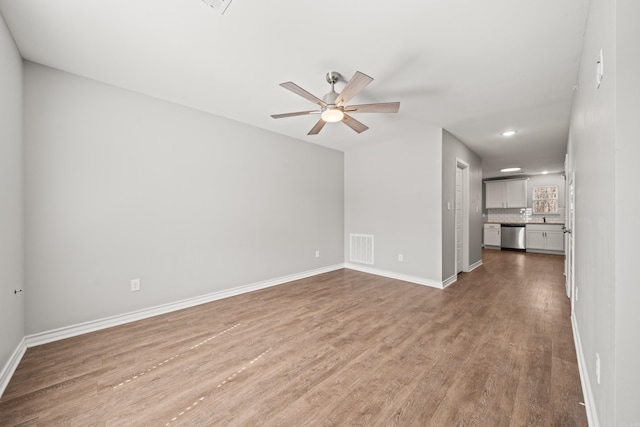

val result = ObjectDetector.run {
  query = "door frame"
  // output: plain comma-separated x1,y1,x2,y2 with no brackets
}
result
455,158,470,273
567,172,576,313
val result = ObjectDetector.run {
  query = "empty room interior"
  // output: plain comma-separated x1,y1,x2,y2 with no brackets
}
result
1,0,639,426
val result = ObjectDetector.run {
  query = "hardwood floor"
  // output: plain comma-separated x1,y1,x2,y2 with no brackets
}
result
0,249,587,426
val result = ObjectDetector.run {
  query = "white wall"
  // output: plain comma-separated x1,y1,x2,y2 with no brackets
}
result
567,0,640,424
23,63,344,334
344,129,443,282
614,0,640,424
567,0,616,421
441,130,483,281
0,12,24,377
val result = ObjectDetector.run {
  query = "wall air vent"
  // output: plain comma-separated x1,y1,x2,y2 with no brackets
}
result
350,234,374,265
201,0,232,14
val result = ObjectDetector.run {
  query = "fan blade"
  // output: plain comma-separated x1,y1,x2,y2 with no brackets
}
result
271,110,320,119
342,114,369,134
307,119,327,135
334,71,374,107
280,82,327,107
345,102,400,114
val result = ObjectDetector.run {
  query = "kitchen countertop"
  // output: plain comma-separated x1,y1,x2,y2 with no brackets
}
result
484,221,565,225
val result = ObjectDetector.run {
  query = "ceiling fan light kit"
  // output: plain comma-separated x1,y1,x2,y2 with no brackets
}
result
321,108,344,123
271,71,400,135
320,73,345,122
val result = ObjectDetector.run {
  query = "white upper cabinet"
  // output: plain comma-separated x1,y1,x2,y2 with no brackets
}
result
485,179,528,209
506,180,527,207
485,182,504,209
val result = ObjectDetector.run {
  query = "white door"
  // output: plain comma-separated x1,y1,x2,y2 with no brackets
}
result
456,166,463,273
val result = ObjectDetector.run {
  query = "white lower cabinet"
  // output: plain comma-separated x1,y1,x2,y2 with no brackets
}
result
525,224,564,253
484,224,501,247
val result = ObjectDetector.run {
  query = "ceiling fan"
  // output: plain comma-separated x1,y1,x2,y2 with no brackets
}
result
271,71,400,135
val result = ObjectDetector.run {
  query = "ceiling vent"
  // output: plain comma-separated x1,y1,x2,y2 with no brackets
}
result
201,0,232,14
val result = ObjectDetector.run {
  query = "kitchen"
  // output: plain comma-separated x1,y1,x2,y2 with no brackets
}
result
483,172,566,254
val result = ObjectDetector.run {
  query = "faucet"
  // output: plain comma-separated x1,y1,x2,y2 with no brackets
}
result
543,216,546,223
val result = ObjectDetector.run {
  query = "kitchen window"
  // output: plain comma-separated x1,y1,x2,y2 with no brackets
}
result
532,185,558,213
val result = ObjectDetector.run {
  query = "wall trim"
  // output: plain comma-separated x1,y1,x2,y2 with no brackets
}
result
572,314,599,427
344,263,443,289
467,259,483,272
24,264,344,348
0,337,27,398
442,274,457,288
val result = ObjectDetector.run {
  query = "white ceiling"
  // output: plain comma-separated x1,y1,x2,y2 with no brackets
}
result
0,0,589,178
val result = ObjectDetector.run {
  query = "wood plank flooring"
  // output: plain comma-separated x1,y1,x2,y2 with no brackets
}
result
0,249,587,426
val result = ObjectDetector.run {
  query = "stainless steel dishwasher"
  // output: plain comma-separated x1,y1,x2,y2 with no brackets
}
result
501,224,526,250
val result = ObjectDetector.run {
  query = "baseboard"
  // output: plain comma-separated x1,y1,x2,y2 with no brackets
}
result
572,315,599,427
5,263,436,398
0,337,27,398
526,249,565,256
25,264,345,348
467,259,483,272
442,274,457,288
344,263,443,289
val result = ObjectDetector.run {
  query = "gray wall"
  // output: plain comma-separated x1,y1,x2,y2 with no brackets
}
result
441,130,482,281
567,0,640,424
345,129,443,281
24,63,344,334
0,13,24,375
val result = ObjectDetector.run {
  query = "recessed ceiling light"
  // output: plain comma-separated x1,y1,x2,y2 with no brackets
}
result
501,130,517,137
500,167,522,173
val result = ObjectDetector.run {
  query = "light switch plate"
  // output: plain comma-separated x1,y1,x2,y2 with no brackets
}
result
596,48,604,89
201,0,232,14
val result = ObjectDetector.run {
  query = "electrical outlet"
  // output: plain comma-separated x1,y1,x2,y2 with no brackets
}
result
595,353,601,384
131,279,140,292
315,250,320,258
398,254,404,262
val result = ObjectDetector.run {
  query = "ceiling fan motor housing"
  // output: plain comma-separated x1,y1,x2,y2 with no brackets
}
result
323,71,341,111
322,91,340,108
